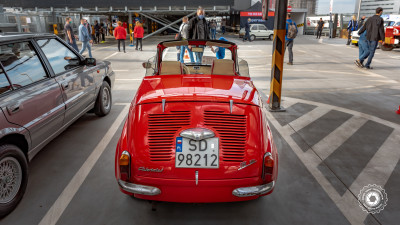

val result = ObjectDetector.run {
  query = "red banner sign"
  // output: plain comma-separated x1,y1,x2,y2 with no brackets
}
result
240,11,275,17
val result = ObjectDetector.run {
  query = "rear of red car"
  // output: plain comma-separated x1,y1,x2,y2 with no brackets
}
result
115,75,278,202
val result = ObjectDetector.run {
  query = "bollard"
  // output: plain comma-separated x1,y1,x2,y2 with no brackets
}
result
268,0,288,112
53,24,58,35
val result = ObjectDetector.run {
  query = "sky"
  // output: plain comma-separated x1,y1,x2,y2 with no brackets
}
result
317,0,357,14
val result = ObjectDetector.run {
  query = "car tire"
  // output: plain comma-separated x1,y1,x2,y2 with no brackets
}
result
250,35,256,41
379,43,394,51
94,81,112,117
0,144,28,218
269,34,273,40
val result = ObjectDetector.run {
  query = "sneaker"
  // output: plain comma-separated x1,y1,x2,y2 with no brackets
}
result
354,60,364,68
287,62,293,65
365,66,373,69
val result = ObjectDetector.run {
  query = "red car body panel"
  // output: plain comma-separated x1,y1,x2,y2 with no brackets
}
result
115,40,278,202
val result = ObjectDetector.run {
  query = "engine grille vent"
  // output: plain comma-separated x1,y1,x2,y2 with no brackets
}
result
204,110,247,162
148,111,191,161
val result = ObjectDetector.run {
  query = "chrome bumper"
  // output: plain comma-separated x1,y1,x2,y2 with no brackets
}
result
232,181,275,197
118,180,161,196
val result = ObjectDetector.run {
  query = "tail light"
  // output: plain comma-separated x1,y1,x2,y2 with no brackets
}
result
394,28,399,35
119,151,131,181
262,152,274,180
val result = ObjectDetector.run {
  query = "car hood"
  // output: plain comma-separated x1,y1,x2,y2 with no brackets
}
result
134,75,261,106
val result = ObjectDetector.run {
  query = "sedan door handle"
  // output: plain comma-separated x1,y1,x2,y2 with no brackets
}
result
61,82,69,90
7,103,21,115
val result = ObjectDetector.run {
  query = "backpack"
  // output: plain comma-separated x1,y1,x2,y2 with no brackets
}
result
287,22,297,39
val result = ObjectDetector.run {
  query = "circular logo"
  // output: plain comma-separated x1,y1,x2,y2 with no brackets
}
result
358,184,388,214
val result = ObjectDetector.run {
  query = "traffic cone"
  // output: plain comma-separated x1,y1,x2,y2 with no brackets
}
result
396,105,400,114
184,50,189,60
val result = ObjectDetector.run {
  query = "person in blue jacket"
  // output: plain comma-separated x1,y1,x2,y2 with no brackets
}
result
211,37,228,59
285,14,297,65
347,15,358,45
78,19,93,58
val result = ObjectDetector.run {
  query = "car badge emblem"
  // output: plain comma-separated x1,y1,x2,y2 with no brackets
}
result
238,159,257,171
138,167,164,173
180,128,215,141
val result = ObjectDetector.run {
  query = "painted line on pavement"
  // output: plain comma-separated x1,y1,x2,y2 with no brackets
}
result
313,116,368,160
103,52,119,60
348,130,400,194
38,104,130,225
113,70,130,72
285,107,331,132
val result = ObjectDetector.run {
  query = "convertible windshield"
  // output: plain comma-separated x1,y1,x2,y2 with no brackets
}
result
161,43,233,65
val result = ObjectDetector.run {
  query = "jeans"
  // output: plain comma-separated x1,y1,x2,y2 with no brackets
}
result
180,45,195,63
195,46,204,64
79,41,92,58
286,40,294,63
211,29,216,40
346,32,352,45
360,40,378,67
316,29,322,39
222,26,226,34
135,38,142,50
358,38,368,59
68,39,79,52
118,39,125,52
243,30,251,41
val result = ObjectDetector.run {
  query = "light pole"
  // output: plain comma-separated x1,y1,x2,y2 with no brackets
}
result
357,0,362,21
329,0,333,38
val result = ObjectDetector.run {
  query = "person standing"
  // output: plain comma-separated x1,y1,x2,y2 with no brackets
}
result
188,6,210,64
100,23,105,43
316,18,324,39
358,16,366,29
221,18,226,34
243,18,251,42
78,19,93,58
94,20,100,44
64,17,79,51
285,14,297,65
347,15,358,45
114,21,127,53
210,20,217,40
211,37,228,59
179,16,195,63
355,7,385,69
133,21,144,51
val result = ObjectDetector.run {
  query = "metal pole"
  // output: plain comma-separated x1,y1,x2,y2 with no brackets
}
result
329,12,332,38
268,0,288,111
357,0,362,21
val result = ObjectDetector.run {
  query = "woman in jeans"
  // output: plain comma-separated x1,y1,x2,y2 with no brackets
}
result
133,21,144,51
114,21,127,53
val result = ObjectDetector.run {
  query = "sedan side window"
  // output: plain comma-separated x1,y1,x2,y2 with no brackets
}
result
259,25,267,30
0,42,48,89
251,25,257,31
0,67,12,95
36,39,80,75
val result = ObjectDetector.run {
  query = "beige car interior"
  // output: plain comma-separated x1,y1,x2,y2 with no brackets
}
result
159,61,183,75
211,59,235,76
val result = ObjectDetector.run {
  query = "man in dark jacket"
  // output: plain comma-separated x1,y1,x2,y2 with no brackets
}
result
355,7,385,69
243,18,252,42
188,6,210,64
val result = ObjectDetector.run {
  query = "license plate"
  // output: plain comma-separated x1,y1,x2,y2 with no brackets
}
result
175,137,219,168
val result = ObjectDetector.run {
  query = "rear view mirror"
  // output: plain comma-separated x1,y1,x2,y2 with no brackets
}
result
85,58,96,66
191,47,204,53
142,62,152,69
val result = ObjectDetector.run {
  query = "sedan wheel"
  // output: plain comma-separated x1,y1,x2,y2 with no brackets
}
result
0,145,28,218
250,35,256,41
269,34,273,40
94,81,112,117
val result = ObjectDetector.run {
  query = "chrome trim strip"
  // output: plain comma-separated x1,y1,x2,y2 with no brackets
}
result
195,171,199,186
162,99,166,112
230,100,233,113
180,128,215,141
232,181,275,197
118,180,161,196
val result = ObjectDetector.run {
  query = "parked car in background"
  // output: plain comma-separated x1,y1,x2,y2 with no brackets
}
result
115,39,278,203
0,33,115,217
239,24,274,41
380,23,400,51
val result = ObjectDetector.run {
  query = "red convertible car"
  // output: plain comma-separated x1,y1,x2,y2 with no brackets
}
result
115,39,278,202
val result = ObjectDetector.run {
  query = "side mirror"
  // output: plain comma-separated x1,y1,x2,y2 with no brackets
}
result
85,58,96,66
142,62,152,69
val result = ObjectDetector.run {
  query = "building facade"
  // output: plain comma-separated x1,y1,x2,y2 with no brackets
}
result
289,0,317,15
357,0,400,17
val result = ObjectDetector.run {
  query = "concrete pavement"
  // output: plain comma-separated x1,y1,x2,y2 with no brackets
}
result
1,33,399,225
